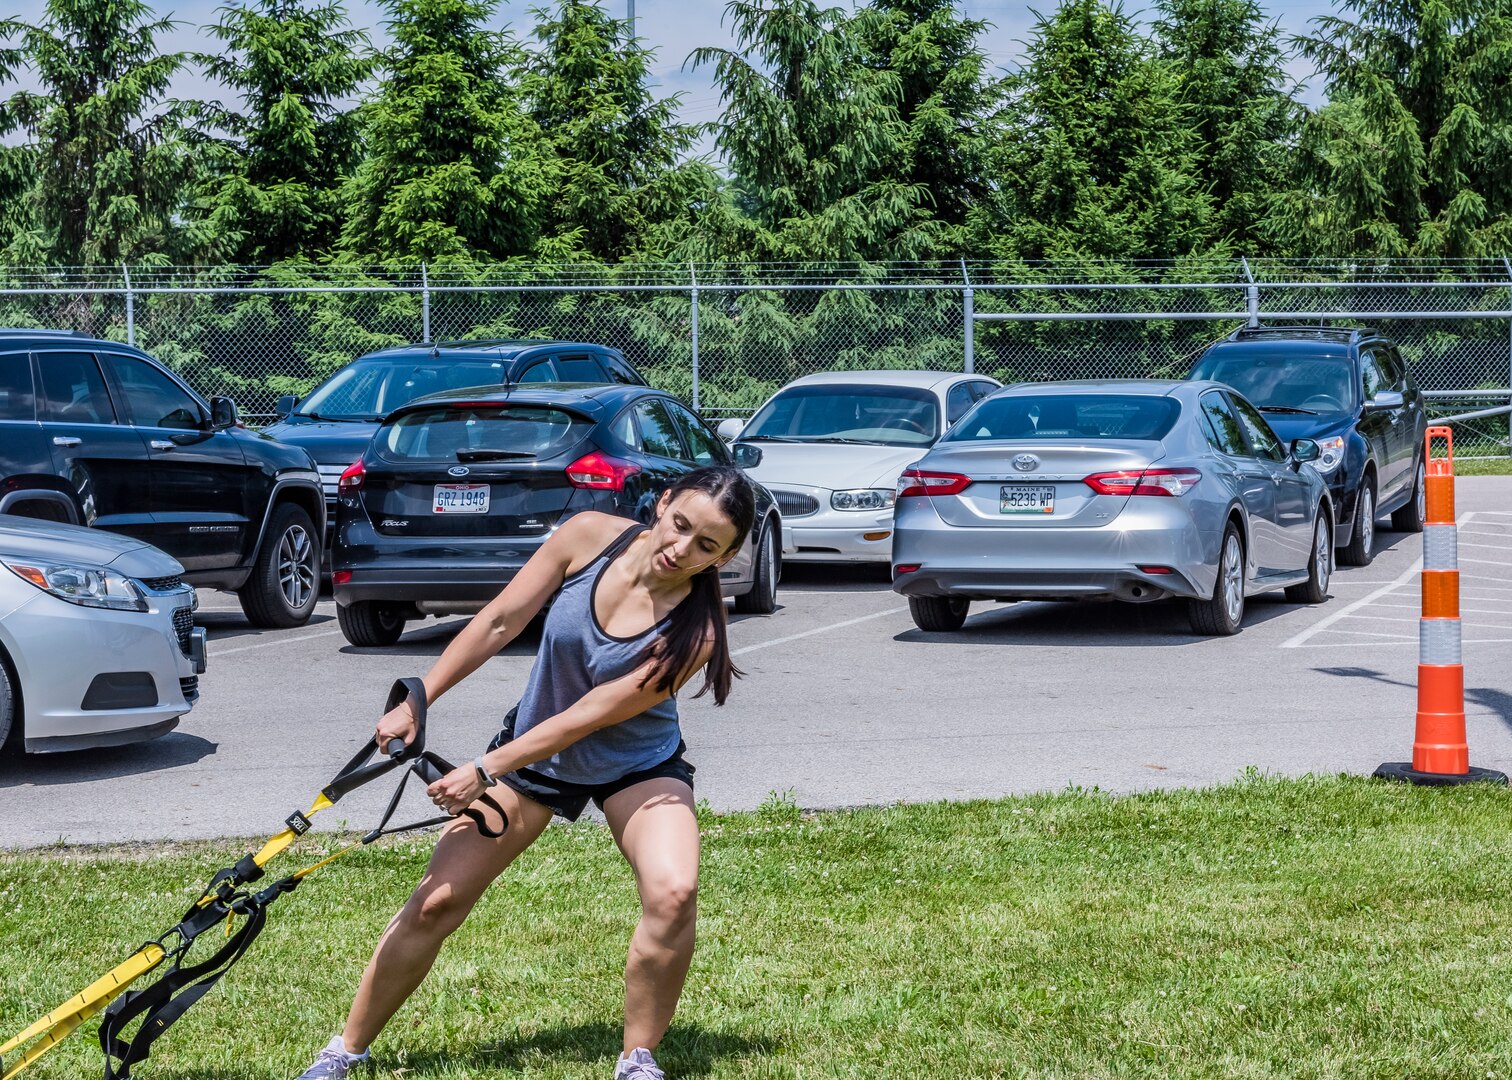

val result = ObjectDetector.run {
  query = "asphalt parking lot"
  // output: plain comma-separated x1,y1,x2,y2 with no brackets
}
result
3,476,1510,849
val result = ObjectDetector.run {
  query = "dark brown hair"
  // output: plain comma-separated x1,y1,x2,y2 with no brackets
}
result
641,466,757,705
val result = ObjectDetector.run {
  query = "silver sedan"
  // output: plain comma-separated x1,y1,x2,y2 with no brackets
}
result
0,516,206,752
890,380,1335,635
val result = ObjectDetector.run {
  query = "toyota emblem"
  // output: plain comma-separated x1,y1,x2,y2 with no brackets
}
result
1012,454,1039,472
448,465,470,477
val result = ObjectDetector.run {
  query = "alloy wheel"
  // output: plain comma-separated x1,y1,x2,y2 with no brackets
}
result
277,524,316,610
1315,520,1332,593
1222,533,1244,624
1358,488,1374,553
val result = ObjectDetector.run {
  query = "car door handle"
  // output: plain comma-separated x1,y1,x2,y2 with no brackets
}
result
52,436,81,447
149,439,175,451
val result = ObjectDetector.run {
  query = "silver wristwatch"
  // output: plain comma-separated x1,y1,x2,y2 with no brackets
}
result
473,756,498,787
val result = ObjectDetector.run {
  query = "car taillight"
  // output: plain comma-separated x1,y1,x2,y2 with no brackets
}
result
332,570,353,585
338,459,365,491
896,469,971,499
1083,468,1201,497
567,451,641,490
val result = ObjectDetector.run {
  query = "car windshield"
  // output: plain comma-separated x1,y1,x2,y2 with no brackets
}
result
742,384,939,447
300,360,508,419
944,394,1181,441
1191,351,1357,413
377,404,589,462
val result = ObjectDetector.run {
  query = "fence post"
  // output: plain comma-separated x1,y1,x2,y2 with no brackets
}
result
122,264,135,346
421,262,431,343
690,262,700,412
961,259,975,374
1504,258,1512,459
1242,256,1259,328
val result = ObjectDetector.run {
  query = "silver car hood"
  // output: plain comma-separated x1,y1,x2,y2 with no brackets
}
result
0,517,185,578
741,441,929,491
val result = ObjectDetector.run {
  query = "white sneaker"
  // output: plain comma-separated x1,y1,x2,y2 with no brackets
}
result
614,1046,666,1079
294,1035,370,1078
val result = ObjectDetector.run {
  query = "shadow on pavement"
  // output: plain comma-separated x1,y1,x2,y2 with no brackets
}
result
0,731,217,789
896,594,1297,646
195,609,338,644
1314,666,1512,734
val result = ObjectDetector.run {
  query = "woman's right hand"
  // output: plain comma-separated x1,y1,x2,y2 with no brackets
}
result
374,699,418,753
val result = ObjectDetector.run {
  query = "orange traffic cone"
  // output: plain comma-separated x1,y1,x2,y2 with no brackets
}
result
1375,427,1507,786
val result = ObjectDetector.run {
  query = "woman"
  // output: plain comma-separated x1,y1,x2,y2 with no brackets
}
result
297,466,757,1080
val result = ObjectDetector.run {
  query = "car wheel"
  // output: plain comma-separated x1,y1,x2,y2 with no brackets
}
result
733,523,779,615
1188,523,1245,636
0,656,17,753
1339,475,1376,567
337,601,408,647
1285,511,1332,604
238,504,320,628
1390,459,1426,533
909,596,969,632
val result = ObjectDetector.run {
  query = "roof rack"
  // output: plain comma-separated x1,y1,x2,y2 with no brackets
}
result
0,328,88,337
1229,324,1371,343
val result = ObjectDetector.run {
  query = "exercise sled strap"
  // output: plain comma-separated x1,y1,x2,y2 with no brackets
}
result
0,678,508,1079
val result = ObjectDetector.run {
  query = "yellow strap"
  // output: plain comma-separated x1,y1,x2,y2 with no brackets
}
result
0,944,165,1079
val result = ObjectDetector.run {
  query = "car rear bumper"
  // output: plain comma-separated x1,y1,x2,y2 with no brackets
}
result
334,566,521,611
1,588,201,752
890,498,1211,601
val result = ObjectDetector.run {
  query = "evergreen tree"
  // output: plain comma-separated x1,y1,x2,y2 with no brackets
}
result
689,0,937,260
968,0,1210,260
852,0,999,245
1275,0,1512,257
525,0,712,261
340,0,545,260
0,0,203,265
195,0,374,264
1153,0,1299,250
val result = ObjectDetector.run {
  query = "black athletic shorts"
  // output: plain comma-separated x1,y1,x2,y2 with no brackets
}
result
486,707,695,822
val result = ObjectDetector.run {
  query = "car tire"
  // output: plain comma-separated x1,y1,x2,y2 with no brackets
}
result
1188,523,1245,636
337,601,408,647
909,596,969,632
1390,459,1426,533
1339,474,1376,567
238,503,320,628
1285,511,1333,604
733,523,779,615
0,654,18,753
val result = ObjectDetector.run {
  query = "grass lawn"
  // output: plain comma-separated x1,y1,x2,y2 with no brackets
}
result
1452,457,1512,475
3,776,1512,1079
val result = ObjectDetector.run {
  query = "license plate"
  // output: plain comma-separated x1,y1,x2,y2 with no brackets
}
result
433,484,490,513
1000,484,1055,514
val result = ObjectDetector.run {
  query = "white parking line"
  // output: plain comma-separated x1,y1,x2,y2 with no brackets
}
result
213,628,344,656
732,606,907,657
1281,563,1420,648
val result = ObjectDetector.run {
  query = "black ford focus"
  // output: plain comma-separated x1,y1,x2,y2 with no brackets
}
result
331,383,783,646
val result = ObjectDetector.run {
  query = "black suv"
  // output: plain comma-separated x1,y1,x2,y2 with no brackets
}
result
1191,326,1427,565
261,339,646,523
0,330,325,626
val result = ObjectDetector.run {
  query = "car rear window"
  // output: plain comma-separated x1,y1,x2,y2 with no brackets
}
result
1191,350,1358,412
377,405,590,462
945,394,1180,441
302,360,509,419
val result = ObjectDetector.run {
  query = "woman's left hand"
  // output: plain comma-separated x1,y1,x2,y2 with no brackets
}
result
427,766,485,815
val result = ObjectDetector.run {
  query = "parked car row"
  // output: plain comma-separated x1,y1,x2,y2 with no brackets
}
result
0,321,1428,752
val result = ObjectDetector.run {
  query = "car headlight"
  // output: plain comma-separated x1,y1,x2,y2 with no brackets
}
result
3,557,149,611
831,488,896,511
1312,436,1347,475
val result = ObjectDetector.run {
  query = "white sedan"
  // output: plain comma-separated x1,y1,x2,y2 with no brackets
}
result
718,370,1000,562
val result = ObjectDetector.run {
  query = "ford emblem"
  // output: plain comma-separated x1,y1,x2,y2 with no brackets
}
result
1012,454,1039,472
448,465,470,477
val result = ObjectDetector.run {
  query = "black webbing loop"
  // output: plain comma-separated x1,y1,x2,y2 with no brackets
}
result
320,677,429,803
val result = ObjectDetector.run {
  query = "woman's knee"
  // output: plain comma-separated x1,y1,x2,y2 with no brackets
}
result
400,881,477,938
640,870,698,931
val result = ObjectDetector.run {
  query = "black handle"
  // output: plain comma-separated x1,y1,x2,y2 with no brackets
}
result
321,678,429,803
414,750,509,840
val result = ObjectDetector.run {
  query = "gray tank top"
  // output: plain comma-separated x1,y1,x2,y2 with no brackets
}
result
511,524,684,784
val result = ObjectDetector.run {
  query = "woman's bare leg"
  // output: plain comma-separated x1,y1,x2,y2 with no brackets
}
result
339,786,554,1052
602,777,700,1056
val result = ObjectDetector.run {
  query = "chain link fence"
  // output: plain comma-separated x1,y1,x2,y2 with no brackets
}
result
1,259,1507,456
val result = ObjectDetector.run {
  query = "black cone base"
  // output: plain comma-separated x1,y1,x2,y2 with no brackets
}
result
1373,762,1508,786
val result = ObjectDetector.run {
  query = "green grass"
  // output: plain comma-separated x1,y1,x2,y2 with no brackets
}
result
1450,456,1512,475
4,776,1512,1079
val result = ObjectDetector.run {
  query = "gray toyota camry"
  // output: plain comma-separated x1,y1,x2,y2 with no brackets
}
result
890,380,1334,636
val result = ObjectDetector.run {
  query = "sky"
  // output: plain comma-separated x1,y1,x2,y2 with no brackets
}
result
2,0,1339,155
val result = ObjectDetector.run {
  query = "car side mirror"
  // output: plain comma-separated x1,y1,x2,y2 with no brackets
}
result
210,396,239,430
732,443,763,469
274,393,296,419
1365,390,1405,411
716,418,745,442
1291,438,1321,464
